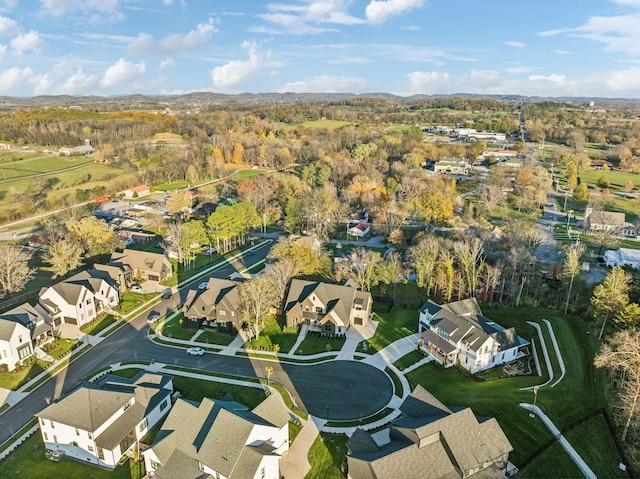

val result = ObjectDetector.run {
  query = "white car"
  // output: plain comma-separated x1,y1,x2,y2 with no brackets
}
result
130,284,143,293
198,281,208,290
147,312,161,324
186,347,205,356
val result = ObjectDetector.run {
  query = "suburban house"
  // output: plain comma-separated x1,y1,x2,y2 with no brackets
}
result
591,159,613,170
348,222,371,238
109,249,173,283
585,207,637,238
478,148,519,163
39,272,119,329
37,372,173,469
433,157,470,175
143,393,290,479
0,302,54,348
347,385,513,479
0,319,33,372
348,209,369,225
604,248,640,269
284,279,372,335
124,184,150,199
418,298,529,373
90,264,129,293
72,139,96,155
183,278,244,333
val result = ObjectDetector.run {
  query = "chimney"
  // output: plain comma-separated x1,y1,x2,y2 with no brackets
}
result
85,139,91,146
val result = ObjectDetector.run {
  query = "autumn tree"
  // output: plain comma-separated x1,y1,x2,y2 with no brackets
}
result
592,267,632,339
268,236,332,279
66,216,120,257
231,143,244,164
408,236,441,297
454,237,485,298
335,248,382,292
378,251,405,299
44,239,84,278
179,220,208,268
595,331,640,442
573,182,590,203
240,276,278,339
0,244,35,296
563,243,585,314
166,190,194,216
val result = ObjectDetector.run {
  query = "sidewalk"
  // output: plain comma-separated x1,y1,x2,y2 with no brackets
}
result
362,333,422,369
336,320,378,360
280,418,318,479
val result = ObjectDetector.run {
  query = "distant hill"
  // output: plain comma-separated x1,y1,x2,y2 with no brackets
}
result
0,92,638,110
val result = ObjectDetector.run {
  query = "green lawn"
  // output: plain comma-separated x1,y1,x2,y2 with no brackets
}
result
385,367,404,398
79,314,116,335
305,434,348,479
119,292,157,315
44,338,78,360
564,415,627,479
0,434,144,479
197,329,236,346
110,368,144,379
579,169,640,193
289,420,303,444
295,335,345,355
161,314,197,341
0,359,49,390
517,441,583,478
171,376,267,409
244,316,299,353
393,349,427,371
357,309,417,354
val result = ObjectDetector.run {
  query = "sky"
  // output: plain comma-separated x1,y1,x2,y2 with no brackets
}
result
0,0,639,98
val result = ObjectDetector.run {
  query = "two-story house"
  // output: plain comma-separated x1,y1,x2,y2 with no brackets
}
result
183,278,244,333
347,385,513,479
0,302,54,349
0,319,33,372
109,249,172,283
418,298,528,373
284,279,372,336
143,392,290,479
38,272,119,329
36,372,173,469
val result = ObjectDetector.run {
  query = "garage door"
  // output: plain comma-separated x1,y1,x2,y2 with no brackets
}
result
148,274,160,281
354,317,363,325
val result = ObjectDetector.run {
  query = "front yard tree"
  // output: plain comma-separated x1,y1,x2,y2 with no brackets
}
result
335,248,382,292
44,239,84,278
240,276,278,339
592,267,632,339
0,244,35,296
595,330,640,442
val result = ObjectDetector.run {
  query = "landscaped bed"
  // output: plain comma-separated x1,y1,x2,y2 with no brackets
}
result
80,314,116,335
244,316,298,353
295,334,345,355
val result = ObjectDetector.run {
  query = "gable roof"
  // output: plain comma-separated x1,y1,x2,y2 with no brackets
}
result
110,249,170,275
149,394,288,478
0,318,27,342
184,278,243,319
348,387,513,479
127,184,150,193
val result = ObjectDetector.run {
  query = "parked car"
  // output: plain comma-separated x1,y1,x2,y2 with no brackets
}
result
161,288,172,300
130,284,143,293
147,312,161,324
186,347,204,356
198,281,208,290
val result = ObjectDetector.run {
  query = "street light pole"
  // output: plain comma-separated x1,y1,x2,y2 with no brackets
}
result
530,385,539,418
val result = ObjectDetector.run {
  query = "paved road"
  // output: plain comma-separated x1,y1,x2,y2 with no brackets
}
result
0,242,393,442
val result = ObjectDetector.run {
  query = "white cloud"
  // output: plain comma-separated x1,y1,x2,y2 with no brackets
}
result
0,66,40,94
504,41,526,49
607,66,640,91
127,19,217,55
11,30,49,54
365,0,425,24
505,66,533,74
0,15,17,36
100,58,146,88
275,75,368,93
257,0,363,34
0,44,5,61
39,0,119,16
554,49,573,55
160,57,175,69
211,41,268,90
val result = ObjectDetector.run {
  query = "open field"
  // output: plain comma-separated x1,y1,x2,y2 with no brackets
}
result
580,169,640,193
297,119,352,131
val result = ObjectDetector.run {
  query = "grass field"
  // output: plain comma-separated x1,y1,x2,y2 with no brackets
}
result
244,316,298,353
305,433,348,479
393,349,427,370
161,313,197,341
297,119,352,131
580,169,640,193
295,335,345,355
171,375,267,408
357,309,417,354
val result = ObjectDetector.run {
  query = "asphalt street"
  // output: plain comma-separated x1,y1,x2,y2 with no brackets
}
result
0,242,393,443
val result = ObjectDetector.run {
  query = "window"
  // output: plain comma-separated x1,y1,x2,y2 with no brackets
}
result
139,417,148,432
53,435,58,444
44,432,48,441
261,467,266,478
324,325,331,332
18,335,22,343
40,418,45,426
86,299,91,305
50,421,55,429
88,446,94,452
123,399,132,412
76,428,80,436
88,432,93,439
88,310,94,316
73,441,79,447
98,448,104,460
79,303,82,308
160,398,169,411
150,460,159,470
231,311,235,317
219,310,226,316
315,307,322,313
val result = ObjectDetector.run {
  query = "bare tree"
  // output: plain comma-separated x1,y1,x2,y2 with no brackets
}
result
335,248,382,292
43,239,84,278
264,256,302,306
408,236,441,296
563,243,585,314
454,237,485,298
0,244,35,296
595,331,640,442
240,276,278,339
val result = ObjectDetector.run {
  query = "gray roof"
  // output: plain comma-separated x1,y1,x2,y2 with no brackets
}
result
110,249,171,275
0,319,23,342
149,394,287,478
348,386,513,479
184,278,242,319
37,372,171,448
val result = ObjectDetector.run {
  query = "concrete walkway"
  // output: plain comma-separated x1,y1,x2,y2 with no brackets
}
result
362,333,422,369
280,418,318,479
520,403,596,479
336,320,378,360
288,324,309,356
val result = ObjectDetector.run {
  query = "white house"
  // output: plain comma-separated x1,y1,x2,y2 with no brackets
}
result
348,222,371,237
0,302,54,348
0,319,33,372
143,392,290,479
39,272,119,329
418,298,528,374
36,372,173,469
604,248,640,269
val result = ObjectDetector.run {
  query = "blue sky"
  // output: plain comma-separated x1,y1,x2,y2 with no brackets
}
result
0,0,639,98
